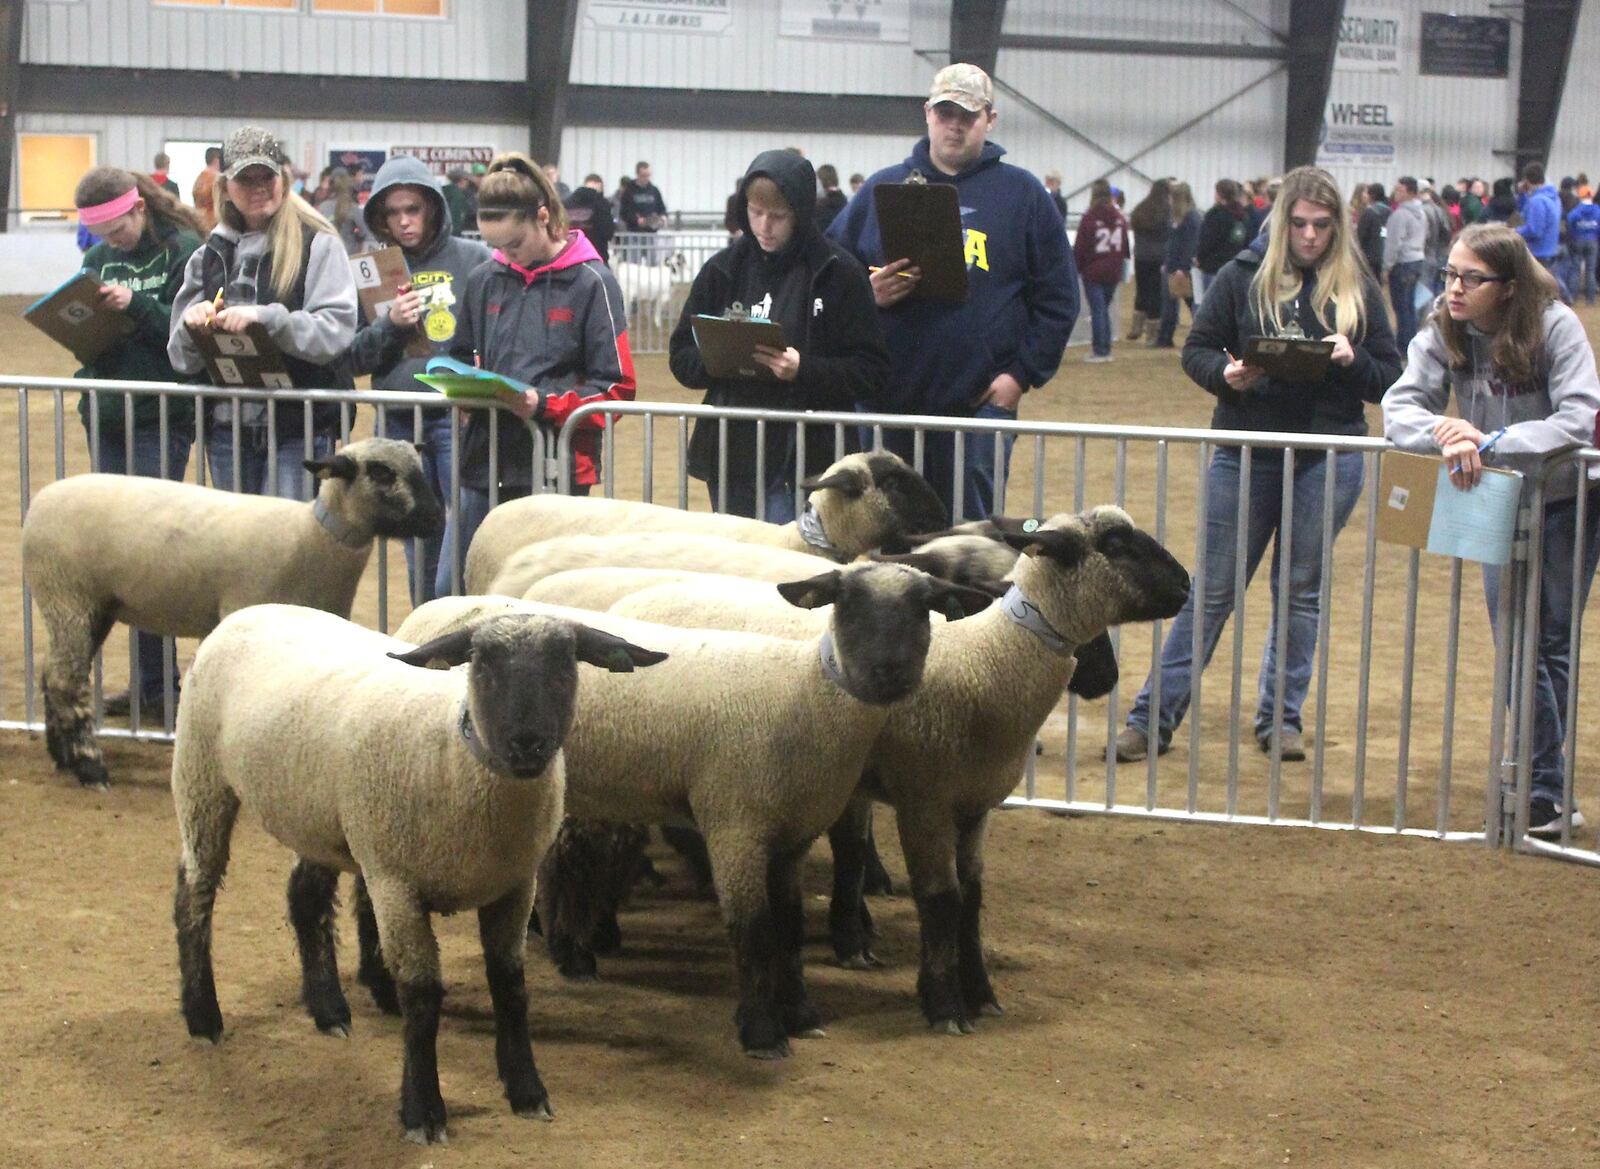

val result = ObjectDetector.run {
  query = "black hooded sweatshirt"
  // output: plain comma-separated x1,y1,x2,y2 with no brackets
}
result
669,149,889,483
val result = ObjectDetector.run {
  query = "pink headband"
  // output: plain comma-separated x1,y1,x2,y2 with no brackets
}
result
78,187,141,226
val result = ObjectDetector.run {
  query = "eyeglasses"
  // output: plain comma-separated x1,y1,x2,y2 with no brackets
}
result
1438,267,1508,290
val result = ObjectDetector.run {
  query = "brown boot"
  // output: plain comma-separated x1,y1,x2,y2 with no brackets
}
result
1125,310,1146,341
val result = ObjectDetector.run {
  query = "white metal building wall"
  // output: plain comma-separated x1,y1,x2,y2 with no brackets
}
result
19,0,526,79
569,0,948,95
1549,1,1600,176
1003,0,1287,42
11,112,524,211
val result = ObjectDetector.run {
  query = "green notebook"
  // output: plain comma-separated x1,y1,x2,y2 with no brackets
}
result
413,356,530,407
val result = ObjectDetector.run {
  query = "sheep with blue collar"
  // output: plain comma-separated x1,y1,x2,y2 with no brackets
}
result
21,437,443,790
170,603,666,1146
463,450,950,593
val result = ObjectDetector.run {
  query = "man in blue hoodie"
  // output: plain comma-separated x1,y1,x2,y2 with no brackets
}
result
827,63,1079,521
1516,161,1571,302
350,154,490,604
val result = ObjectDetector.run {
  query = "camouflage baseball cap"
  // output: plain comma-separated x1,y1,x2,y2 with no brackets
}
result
222,126,289,180
928,63,993,112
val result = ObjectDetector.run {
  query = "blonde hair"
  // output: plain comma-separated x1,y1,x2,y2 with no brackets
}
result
1250,165,1368,339
479,152,568,239
1432,223,1558,383
1168,181,1195,221
215,163,336,301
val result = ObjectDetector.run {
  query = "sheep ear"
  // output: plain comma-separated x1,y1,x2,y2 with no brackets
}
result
928,580,996,621
1066,631,1119,700
305,453,360,482
799,468,865,498
413,440,434,457
777,570,843,610
993,519,1089,568
572,625,669,672
389,628,475,669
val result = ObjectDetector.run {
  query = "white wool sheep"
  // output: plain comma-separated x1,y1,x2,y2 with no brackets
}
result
22,437,443,789
486,532,828,598
171,603,666,1145
600,509,1188,1034
520,567,749,610
392,561,988,1059
612,253,689,328
463,450,949,593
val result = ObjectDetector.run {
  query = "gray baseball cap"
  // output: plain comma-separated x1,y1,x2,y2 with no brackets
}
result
222,126,289,180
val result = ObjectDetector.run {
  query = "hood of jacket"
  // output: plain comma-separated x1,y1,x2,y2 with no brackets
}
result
904,137,1006,183
362,155,451,260
733,149,817,238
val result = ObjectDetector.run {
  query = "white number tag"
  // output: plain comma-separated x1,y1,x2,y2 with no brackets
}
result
59,301,94,325
353,255,381,289
215,358,243,385
214,333,259,357
260,372,294,389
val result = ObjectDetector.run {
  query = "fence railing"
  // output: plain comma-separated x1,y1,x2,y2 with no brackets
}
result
4,377,1596,868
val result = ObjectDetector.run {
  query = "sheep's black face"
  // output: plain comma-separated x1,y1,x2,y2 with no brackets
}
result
1093,522,1190,622
863,453,949,547
368,456,446,540
468,619,580,780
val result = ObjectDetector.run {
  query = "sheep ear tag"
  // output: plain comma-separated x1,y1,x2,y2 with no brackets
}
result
573,626,668,673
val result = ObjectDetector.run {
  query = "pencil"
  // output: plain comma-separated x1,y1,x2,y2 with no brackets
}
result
868,266,916,280
211,287,225,312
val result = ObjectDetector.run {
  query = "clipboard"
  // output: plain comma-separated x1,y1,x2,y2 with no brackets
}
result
351,247,431,358
413,356,530,408
184,321,294,389
1243,336,1335,383
24,270,136,363
873,180,969,303
691,314,788,380
1375,450,1523,565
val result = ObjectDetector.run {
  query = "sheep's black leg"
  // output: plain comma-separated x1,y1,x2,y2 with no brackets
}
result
769,846,823,1038
862,815,896,896
287,860,351,1036
896,810,970,1033
174,860,226,1042
707,831,788,1058
479,884,552,1121
534,819,601,981
40,606,115,789
172,773,238,1043
397,980,448,1145
827,795,880,969
660,825,716,894
353,875,399,1015
955,812,1001,1018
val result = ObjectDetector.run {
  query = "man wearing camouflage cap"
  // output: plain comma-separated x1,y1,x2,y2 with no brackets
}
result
828,62,1078,521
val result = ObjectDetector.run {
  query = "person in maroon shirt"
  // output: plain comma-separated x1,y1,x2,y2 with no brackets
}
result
1073,178,1131,361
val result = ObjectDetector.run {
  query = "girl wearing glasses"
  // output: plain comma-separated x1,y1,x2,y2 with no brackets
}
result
1384,223,1600,837
438,153,634,596
1114,165,1401,764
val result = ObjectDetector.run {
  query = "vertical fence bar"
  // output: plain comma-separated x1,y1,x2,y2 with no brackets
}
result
1267,446,1293,818
448,407,463,595
1227,444,1251,817
1559,469,1588,845
952,429,966,522
1103,439,1128,809
642,413,655,504
19,389,36,724
1032,434,1045,519
487,409,500,508
716,418,728,513
1146,441,1168,810
754,420,767,521
1188,442,1210,814
1395,550,1421,831
126,394,142,732
1353,451,1381,827
677,417,689,510
1438,557,1463,835
1310,449,1337,823
54,389,67,476
1064,436,1087,805
1512,488,1547,845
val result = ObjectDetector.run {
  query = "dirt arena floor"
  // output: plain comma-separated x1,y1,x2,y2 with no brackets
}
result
2,295,1599,1167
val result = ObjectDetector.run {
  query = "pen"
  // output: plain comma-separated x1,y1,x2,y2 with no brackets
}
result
1477,427,1507,454
868,266,916,280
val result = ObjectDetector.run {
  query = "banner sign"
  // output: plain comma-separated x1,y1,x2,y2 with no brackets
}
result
780,0,910,42
1419,12,1511,78
389,146,496,176
1336,7,1401,73
1316,98,1397,168
584,0,732,34
328,149,386,196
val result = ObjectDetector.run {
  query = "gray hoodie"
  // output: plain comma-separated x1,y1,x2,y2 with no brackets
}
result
349,155,491,398
1382,301,1600,500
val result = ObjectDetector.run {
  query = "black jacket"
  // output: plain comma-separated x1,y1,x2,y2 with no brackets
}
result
1195,203,1251,274
1357,202,1389,275
1181,242,1402,437
669,149,889,483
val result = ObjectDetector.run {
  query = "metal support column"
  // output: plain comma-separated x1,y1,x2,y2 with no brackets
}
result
529,0,581,167
1516,0,1582,173
950,0,1007,77
0,0,25,233
1283,0,1345,169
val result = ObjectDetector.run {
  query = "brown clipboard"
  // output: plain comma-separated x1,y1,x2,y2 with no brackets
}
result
691,314,788,381
23,270,136,363
351,247,431,358
873,180,969,303
184,321,295,389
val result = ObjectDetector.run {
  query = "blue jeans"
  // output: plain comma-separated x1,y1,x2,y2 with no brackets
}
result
1155,283,1193,345
383,411,453,606
206,426,333,501
86,421,192,703
1127,447,1366,743
705,466,799,524
1388,260,1426,355
1483,491,1600,806
1571,238,1599,303
875,400,1017,523
1083,280,1115,356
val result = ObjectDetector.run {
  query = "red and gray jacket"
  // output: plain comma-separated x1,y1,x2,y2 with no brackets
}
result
450,230,634,489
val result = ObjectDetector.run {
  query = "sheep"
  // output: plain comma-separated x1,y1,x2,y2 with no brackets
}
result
486,533,831,599
592,509,1188,1034
171,603,667,1145
392,561,991,1058
22,438,444,789
462,450,949,593
612,252,689,328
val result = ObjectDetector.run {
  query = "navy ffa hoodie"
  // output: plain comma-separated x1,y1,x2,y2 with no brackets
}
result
827,138,1079,416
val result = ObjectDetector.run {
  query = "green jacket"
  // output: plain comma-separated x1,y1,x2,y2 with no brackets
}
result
77,226,202,431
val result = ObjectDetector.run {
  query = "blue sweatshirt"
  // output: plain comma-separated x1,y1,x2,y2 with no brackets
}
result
1517,183,1562,258
826,138,1079,415
1567,201,1600,243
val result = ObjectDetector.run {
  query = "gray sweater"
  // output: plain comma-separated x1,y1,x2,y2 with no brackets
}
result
1382,198,1426,268
1382,301,1600,500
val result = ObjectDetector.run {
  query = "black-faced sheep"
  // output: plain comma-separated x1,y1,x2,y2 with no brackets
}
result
171,604,665,1145
22,437,444,788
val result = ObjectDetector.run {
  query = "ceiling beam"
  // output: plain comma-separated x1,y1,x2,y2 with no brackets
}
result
997,33,1285,60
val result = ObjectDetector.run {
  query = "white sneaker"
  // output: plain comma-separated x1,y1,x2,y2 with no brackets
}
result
1084,353,1113,364
1527,798,1586,839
